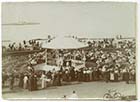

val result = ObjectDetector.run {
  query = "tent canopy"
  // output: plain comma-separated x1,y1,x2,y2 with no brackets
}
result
42,36,87,49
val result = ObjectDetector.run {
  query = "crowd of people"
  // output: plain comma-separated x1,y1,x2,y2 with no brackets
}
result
28,52,46,66
3,60,135,91
83,38,135,49
2,37,136,92
2,40,42,52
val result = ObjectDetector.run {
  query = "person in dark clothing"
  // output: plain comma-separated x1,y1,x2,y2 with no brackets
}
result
28,74,34,91
60,66,63,72
33,74,38,90
23,40,26,45
77,70,81,82
2,72,8,87
70,68,75,81
92,69,96,81
105,69,110,83
95,68,100,81
124,70,130,84
131,69,136,82
18,73,24,88
56,71,62,86
9,44,12,50
47,71,52,80
75,70,78,81
53,73,57,86
79,68,84,81
18,43,22,51
9,73,15,90
69,61,72,67
63,61,66,67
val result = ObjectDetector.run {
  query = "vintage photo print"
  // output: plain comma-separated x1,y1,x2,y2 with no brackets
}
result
1,1,137,101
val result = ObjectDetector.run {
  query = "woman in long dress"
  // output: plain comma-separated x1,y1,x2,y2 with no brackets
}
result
28,74,34,91
110,70,115,82
9,73,15,90
33,74,38,90
40,72,46,89
18,73,24,88
23,75,28,89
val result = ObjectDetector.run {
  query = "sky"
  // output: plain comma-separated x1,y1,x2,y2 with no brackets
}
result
2,2,136,41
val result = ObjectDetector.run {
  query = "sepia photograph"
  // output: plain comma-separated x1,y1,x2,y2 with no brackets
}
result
1,1,137,101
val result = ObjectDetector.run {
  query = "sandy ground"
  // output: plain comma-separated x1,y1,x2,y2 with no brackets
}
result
2,81,136,100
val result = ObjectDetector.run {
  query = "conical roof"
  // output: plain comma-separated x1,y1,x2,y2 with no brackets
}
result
42,36,87,49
